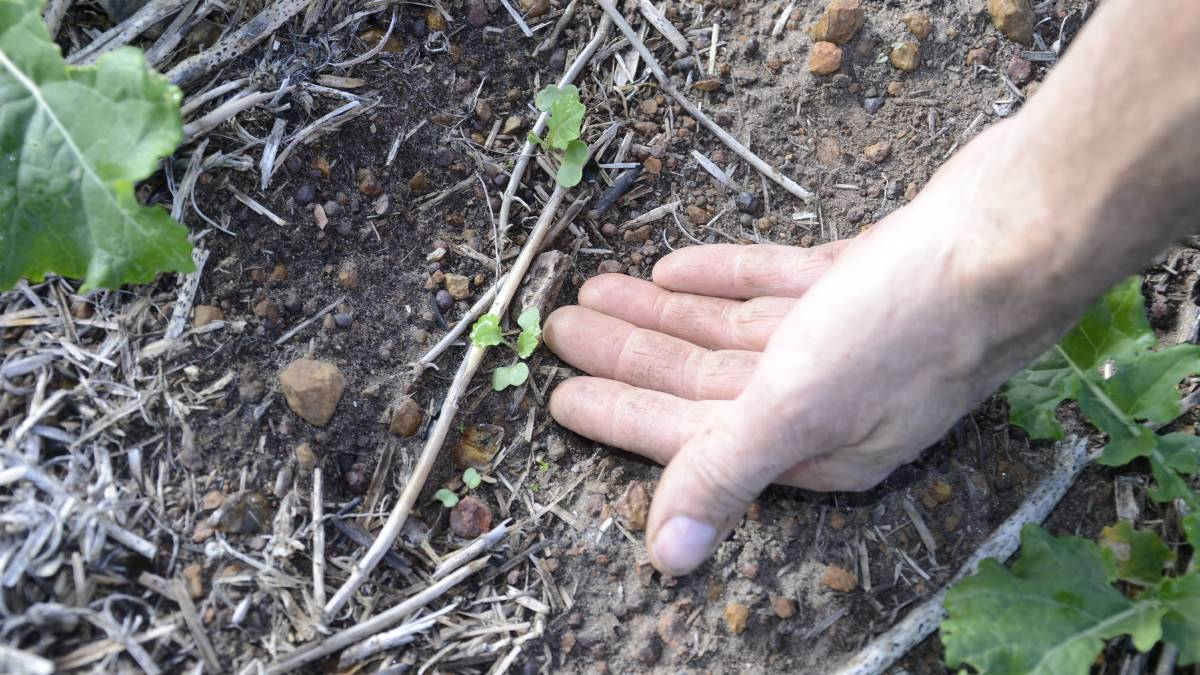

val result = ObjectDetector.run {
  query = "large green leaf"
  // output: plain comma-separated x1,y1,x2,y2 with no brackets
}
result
0,0,192,290
1003,278,1157,439
943,525,1200,674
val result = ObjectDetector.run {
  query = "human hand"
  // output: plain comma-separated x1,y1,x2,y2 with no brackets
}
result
543,124,1088,576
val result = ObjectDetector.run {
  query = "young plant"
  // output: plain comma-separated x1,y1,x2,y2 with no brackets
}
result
435,468,485,508
941,277,1200,673
471,307,543,391
527,84,588,188
0,0,194,291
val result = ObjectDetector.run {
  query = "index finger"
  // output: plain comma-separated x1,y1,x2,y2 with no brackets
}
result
652,241,852,300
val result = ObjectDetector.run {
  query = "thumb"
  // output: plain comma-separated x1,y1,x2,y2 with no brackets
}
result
645,410,776,576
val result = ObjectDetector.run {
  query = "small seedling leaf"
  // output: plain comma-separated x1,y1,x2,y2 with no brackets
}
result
527,131,542,146
491,362,530,391
470,313,503,347
557,139,588,188
516,307,542,358
435,488,459,508
463,467,482,489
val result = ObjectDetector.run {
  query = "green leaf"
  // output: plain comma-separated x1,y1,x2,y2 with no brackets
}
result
491,361,529,391
1003,278,1152,440
1155,573,1200,664
1097,426,1157,467
462,467,481,489
0,0,193,291
1099,522,1175,585
434,488,459,508
556,139,588,188
534,84,570,111
943,524,1176,675
526,131,542,146
517,306,540,332
1104,344,1200,423
470,313,502,347
516,306,541,358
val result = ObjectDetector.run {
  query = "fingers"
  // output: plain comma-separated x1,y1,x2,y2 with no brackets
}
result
547,377,717,464
652,241,852,300
577,274,794,351
544,305,758,400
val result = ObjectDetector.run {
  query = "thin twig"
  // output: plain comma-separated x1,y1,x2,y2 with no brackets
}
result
312,467,326,614
271,558,490,673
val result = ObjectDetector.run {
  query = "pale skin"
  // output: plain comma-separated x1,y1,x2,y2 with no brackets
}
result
543,0,1200,576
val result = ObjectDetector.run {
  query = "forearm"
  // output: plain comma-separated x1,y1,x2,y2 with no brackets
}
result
997,0,1200,301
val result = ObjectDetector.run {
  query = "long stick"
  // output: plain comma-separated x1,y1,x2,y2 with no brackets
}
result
835,437,1091,675
596,0,813,202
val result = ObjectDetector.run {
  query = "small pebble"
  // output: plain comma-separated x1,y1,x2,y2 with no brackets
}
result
435,289,454,309
735,191,762,216
863,97,884,114
294,183,316,206
333,313,353,328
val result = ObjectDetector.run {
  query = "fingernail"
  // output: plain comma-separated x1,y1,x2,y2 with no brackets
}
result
654,517,716,574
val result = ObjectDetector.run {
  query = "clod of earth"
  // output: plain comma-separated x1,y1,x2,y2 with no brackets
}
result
889,42,920,72
502,115,522,135
280,359,346,426
452,424,504,469
921,479,954,510
444,273,471,300
450,495,492,538
693,78,722,92
519,0,550,18
966,47,992,67
295,442,317,472
389,397,423,437
902,11,933,39
815,136,842,165
424,7,446,31
1007,54,1034,85
864,141,892,164
724,601,750,635
771,595,798,619
808,41,843,76
823,564,858,592
988,0,1035,46
357,168,383,197
218,491,272,534
686,205,709,225
808,0,865,45
193,305,224,327
615,481,651,531
201,490,225,511
359,28,403,53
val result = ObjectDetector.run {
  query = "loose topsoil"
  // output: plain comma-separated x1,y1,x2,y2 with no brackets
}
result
9,0,1200,673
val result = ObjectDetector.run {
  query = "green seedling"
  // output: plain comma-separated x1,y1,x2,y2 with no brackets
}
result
471,308,543,391
436,469,484,508
527,84,589,188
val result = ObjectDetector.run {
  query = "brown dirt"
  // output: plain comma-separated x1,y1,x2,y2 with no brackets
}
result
118,0,1197,672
